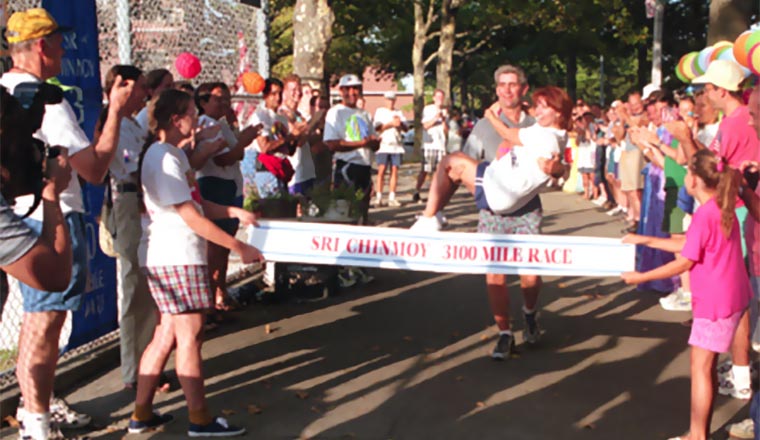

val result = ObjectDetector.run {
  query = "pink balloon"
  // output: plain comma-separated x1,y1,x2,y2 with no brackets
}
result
175,52,202,79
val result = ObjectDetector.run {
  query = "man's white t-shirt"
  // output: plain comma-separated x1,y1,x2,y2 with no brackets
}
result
482,124,566,214
135,106,149,131
373,107,405,155
0,72,90,220
110,117,147,182
278,106,316,186
139,142,206,267
196,115,245,196
323,104,376,166
422,104,446,152
246,105,290,154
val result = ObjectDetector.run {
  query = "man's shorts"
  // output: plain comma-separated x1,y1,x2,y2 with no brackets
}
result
19,212,88,312
198,176,240,235
477,196,543,235
376,153,402,168
334,160,372,194
422,149,445,173
289,178,315,196
474,161,491,211
662,186,686,234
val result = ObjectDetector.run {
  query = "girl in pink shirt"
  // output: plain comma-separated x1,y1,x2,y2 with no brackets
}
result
621,149,750,440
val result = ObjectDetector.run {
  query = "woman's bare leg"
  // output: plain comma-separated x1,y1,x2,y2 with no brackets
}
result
421,152,479,217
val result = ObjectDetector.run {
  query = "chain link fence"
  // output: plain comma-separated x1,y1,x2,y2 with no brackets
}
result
1,0,263,382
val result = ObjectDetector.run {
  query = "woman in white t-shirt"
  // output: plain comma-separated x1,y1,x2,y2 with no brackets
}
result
130,89,261,437
411,86,572,230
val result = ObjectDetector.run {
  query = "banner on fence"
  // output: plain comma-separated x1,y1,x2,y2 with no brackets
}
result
247,221,634,277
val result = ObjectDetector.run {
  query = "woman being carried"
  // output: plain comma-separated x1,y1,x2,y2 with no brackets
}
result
411,86,572,231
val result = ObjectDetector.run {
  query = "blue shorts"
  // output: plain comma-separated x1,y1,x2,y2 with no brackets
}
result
198,176,241,236
289,178,315,196
474,161,491,211
20,212,87,312
376,153,402,168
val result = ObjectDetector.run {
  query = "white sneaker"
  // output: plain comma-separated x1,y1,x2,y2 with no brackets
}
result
592,197,607,206
659,289,692,312
435,212,448,228
726,418,755,439
718,377,752,400
411,215,442,231
605,206,623,216
387,198,402,207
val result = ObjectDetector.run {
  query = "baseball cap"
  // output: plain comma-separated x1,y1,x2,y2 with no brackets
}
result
692,59,745,92
338,74,362,88
384,91,396,99
6,8,72,44
642,83,660,101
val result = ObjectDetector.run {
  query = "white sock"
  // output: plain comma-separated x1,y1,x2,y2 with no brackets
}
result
375,193,382,200
498,330,512,336
522,305,536,315
22,412,50,440
389,192,396,200
733,365,751,390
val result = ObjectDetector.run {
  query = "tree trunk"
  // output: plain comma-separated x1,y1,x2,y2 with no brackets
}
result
412,0,437,156
707,0,753,44
293,0,334,92
435,0,459,105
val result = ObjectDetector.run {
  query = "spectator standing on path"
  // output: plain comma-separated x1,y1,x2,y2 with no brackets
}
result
191,82,260,313
130,89,262,437
323,73,380,223
614,88,647,233
373,91,407,207
279,74,317,196
95,65,166,393
413,89,448,206
135,68,173,131
2,8,133,439
460,65,559,360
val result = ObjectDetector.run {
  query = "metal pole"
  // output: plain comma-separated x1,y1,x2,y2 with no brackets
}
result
256,0,270,78
651,0,664,86
116,0,131,64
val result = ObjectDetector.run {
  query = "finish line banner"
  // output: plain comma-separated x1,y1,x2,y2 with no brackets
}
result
247,221,634,277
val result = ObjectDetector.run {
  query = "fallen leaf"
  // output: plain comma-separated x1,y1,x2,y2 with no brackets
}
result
105,425,120,433
480,334,489,341
476,401,486,408
265,324,272,334
4,416,19,428
584,423,596,430
455,376,465,382
424,347,435,353
296,391,310,400
558,283,567,289
403,336,413,342
310,405,322,414
247,404,263,414
221,409,236,416
510,353,521,359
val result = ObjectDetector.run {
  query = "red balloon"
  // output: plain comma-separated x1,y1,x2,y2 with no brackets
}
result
175,52,202,79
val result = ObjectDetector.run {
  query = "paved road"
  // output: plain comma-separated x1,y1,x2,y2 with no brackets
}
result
17,166,753,439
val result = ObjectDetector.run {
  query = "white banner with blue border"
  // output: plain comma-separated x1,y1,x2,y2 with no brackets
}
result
248,221,634,277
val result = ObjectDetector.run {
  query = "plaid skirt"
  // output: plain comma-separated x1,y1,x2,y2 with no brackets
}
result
144,265,212,314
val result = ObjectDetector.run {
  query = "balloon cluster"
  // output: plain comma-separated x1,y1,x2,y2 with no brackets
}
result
675,30,760,83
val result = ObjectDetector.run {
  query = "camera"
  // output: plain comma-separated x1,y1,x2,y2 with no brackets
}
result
0,82,63,217
744,167,760,192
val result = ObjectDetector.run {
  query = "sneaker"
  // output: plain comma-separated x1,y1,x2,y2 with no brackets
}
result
387,198,402,207
348,267,374,284
410,215,442,231
128,412,174,434
412,192,421,203
659,289,692,312
591,197,607,206
371,197,383,208
337,269,357,288
435,212,449,228
606,206,624,216
718,377,752,400
726,418,755,439
491,333,516,360
717,359,733,381
523,311,541,344
49,397,91,429
188,417,245,437
18,413,65,440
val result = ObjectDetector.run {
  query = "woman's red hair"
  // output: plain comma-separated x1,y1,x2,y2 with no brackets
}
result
532,86,574,130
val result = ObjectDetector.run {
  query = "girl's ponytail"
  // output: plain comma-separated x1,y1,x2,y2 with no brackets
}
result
715,156,739,238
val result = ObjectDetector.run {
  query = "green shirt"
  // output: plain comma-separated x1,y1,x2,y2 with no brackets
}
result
663,140,686,188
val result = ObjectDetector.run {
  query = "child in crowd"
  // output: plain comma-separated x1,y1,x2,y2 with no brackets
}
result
621,149,750,440
130,89,262,437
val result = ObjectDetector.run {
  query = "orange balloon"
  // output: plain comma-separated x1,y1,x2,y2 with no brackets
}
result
734,30,752,68
242,72,265,94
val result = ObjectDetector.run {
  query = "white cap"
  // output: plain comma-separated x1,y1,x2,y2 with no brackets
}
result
338,74,362,88
642,83,660,101
692,59,746,92
384,91,396,99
